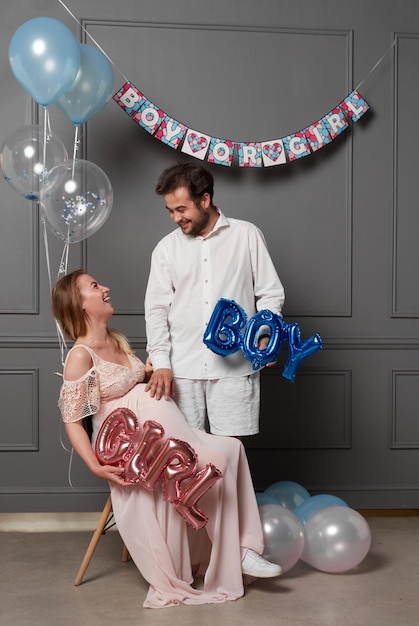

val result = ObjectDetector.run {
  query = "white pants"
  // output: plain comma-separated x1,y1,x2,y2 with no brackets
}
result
174,373,260,436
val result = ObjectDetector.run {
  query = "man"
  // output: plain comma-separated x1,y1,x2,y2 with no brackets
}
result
144,162,285,436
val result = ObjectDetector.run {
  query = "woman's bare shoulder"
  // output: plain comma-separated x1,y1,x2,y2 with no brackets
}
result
64,345,94,381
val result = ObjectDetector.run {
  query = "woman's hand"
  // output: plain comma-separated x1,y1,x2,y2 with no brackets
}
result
64,422,128,486
94,464,127,486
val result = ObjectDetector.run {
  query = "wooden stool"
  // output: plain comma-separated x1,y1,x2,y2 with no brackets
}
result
74,495,129,586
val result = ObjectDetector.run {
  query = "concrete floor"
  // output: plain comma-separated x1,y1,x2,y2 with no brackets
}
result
0,512,418,626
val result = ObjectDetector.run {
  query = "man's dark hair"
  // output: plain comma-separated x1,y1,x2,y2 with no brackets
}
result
155,162,214,205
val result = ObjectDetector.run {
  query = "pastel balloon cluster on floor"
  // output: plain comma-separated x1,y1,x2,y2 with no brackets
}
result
257,480,371,574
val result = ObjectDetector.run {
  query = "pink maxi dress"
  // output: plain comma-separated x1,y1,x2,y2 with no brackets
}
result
59,345,264,609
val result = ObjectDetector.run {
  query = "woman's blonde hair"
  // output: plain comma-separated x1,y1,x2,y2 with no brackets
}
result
51,269,133,354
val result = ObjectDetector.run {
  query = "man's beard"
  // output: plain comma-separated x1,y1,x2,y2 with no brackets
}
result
188,207,210,237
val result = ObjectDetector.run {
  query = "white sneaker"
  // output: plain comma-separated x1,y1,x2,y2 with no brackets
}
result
241,549,283,578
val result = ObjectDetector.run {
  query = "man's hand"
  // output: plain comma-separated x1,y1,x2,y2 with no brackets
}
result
144,368,175,400
144,356,154,382
258,335,277,368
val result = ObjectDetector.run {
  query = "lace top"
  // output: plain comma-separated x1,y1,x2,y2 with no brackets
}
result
58,344,145,423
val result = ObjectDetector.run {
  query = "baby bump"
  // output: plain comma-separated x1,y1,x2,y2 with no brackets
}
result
96,383,199,445
94,383,242,474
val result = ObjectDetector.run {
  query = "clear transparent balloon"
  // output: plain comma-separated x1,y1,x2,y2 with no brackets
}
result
41,159,113,244
0,125,68,200
301,506,371,573
259,503,305,573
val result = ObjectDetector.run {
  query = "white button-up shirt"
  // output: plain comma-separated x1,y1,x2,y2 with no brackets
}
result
145,210,285,379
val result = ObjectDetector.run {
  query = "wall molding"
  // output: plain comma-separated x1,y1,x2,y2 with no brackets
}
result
1,335,419,349
0,368,39,451
392,32,419,317
391,369,419,448
1,484,417,512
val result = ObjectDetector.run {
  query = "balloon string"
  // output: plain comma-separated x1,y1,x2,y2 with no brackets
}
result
39,107,69,362
355,38,396,92
57,410,71,453
55,243,70,365
68,446,75,489
58,0,129,83
42,107,48,178
56,321,68,366
45,109,53,137
58,242,70,280
40,107,55,298
40,112,69,402
65,443,76,489
41,213,53,293
34,12,75,489
41,206,69,365
72,124,80,163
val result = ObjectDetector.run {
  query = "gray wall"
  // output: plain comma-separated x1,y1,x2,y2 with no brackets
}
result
1,0,419,511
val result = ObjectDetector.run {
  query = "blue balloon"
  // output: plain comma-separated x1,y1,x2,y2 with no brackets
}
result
8,17,80,106
294,494,349,525
264,480,310,511
242,309,286,370
203,298,246,356
282,323,323,382
55,44,114,125
255,492,279,506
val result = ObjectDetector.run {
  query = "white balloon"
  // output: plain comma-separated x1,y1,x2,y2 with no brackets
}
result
301,506,371,573
259,503,305,573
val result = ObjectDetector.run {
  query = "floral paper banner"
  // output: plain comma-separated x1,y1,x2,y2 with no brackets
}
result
113,82,369,168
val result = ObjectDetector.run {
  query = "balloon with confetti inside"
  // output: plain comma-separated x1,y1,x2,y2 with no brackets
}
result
41,158,113,243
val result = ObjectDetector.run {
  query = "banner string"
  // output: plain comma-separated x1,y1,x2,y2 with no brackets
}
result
38,107,71,470
58,0,129,83
39,106,69,363
58,0,396,113
355,38,397,92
